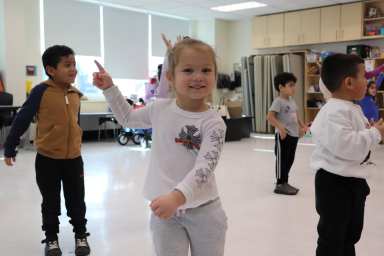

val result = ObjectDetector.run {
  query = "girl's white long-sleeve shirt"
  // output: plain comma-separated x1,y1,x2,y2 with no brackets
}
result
310,98,382,179
103,86,226,209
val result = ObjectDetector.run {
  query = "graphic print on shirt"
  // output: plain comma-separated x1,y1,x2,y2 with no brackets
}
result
194,128,225,187
285,105,298,124
175,125,202,155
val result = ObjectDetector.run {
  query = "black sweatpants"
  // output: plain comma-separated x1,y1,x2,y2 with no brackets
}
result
315,169,370,256
274,133,298,184
35,153,88,241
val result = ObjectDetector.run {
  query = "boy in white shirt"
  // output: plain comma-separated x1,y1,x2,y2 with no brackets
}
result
311,53,384,256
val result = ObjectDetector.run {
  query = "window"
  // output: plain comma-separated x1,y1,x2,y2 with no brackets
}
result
75,56,146,100
42,0,190,100
114,78,146,100
75,56,103,100
44,0,101,56
103,7,148,79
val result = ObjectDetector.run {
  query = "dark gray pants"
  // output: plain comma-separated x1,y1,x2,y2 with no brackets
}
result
274,133,298,184
315,169,370,256
35,153,87,241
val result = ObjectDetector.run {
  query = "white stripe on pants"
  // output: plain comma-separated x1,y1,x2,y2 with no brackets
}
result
150,199,227,256
276,133,282,181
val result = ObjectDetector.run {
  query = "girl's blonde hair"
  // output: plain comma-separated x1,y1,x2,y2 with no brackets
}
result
167,38,217,77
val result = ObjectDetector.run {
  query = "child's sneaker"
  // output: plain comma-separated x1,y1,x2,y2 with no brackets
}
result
75,237,91,256
274,183,298,195
44,240,62,256
285,183,299,193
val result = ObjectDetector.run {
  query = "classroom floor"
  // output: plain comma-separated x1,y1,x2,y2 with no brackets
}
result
1,135,384,256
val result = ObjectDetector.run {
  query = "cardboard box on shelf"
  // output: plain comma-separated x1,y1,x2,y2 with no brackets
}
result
225,99,243,118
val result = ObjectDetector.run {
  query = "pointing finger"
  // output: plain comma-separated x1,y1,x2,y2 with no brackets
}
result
161,33,167,42
94,60,105,72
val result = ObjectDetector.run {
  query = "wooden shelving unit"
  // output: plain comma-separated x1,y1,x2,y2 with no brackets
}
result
363,1,384,37
307,74,320,78
365,57,384,73
307,92,323,95
365,58,384,61
364,58,384,120
304,55,325,124
376,91,384,115
362,35,384,39
364,17,384,22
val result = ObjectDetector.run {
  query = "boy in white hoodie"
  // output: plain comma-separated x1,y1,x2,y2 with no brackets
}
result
311,53,384,256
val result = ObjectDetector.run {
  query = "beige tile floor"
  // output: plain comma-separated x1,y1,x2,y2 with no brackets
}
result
1,135,384,256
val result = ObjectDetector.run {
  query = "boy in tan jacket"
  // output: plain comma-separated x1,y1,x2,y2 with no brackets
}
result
3,45,90,256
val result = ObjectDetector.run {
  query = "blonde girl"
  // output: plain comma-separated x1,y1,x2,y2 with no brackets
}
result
93,38,227,256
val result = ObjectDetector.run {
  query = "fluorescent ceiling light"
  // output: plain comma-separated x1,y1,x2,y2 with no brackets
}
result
211,1,266,12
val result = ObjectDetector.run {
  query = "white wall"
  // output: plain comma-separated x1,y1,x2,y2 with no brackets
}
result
191,19,215,46
191,18,232,74
215,19,231,74
2,0,41,105
228,18,253,67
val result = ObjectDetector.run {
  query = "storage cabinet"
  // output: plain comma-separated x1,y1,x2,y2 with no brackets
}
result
320,5,341,42
268,14,284,47
252,14,284,48
284,9,320,46
340,2,363,41
320,3,362,42
252,2,366,49
252,16,267,48
301,9,321,44
284,11,301,45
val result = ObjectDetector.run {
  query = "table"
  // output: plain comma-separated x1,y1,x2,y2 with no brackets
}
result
79,112,116,131
0,105,20,115
223,116,253,141
0,106,21,145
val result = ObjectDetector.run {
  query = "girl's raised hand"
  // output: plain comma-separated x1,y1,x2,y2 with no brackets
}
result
176,35,182,43
161,33,172,50
93,60,114,90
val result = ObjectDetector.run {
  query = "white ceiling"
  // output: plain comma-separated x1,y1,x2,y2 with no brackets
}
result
97,0,360,20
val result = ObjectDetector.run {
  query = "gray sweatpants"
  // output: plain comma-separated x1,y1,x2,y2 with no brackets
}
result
150,199,227,256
